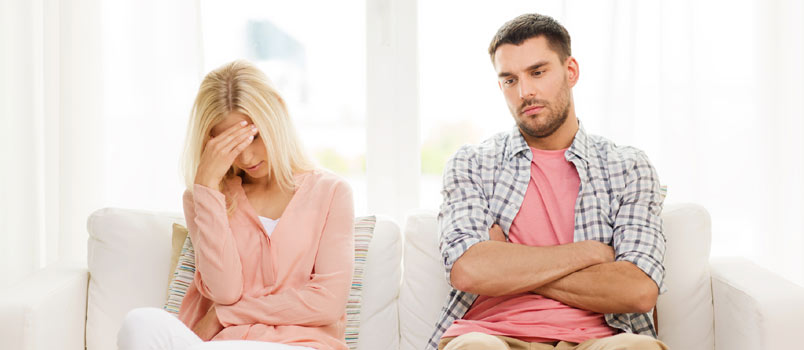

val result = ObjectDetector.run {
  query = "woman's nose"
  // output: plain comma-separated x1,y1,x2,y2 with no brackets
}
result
237,146,254,162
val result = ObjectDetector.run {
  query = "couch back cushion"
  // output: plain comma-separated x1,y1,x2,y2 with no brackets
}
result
358,216,403,350
86,208,403,350
399,211,453,350
656,203,714,350
86,207,183,350
399,203,714,350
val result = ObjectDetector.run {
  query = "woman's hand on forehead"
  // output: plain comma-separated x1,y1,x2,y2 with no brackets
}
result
211,120,250,139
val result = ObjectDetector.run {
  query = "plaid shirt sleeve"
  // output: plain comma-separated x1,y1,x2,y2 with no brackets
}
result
612,150,668,294
438,146,495,287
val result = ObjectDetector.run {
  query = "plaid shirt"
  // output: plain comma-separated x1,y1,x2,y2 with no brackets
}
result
426,123,667,350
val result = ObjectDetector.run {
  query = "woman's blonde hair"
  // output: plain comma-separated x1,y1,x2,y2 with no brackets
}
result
181,60,313,214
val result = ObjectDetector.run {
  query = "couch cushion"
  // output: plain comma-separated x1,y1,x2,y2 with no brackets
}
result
86,207,184,350
656,203,714,350
399,210,452,350
358,216,403,350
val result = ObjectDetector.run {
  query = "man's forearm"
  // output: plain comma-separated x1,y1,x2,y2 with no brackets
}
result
532,261,658,314
450,240,612,297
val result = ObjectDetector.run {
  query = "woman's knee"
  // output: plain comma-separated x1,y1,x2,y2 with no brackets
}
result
120,308,164,333
118,307,197,350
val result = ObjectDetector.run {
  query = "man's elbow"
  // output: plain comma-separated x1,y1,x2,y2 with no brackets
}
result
450,260,474,293
631,283,659,313
450,259,506,296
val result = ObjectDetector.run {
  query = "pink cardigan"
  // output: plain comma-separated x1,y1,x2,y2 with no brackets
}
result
178,169,355,350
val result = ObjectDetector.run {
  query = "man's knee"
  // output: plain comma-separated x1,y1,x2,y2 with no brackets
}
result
441,332,510,350
591,333,668,350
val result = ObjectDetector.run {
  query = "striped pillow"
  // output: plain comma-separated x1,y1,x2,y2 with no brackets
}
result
164,225,195,315
163,216,376,350
346,216,376,349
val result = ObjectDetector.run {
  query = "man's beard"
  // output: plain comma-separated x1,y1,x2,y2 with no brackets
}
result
513,81,571,139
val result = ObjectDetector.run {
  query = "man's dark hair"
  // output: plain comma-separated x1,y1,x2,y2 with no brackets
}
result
488,13,572,63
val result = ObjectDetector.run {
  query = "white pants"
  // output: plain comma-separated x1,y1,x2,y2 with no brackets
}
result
117,307,315,350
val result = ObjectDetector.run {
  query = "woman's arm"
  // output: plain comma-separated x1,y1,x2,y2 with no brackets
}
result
183,185,244,305
215,182,355,327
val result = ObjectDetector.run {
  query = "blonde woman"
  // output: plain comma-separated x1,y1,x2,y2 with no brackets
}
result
118,60,355,350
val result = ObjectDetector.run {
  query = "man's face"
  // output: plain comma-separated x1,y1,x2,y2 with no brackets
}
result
493,36,576,140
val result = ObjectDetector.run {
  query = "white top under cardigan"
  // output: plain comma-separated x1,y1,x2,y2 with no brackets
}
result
258,216,279,237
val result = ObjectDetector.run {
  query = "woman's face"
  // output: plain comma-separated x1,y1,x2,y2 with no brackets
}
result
209,112,269,181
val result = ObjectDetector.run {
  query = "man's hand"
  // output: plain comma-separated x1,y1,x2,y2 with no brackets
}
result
584,240,615,264
532,261,659,314
192,305,224,341
489,224,505,242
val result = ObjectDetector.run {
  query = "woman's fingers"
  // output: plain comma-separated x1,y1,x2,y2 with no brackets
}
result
208,121,251,152
211,123,251,150
221,125,257,154
210,121,248,142
231,132,255,156
196,120,259,186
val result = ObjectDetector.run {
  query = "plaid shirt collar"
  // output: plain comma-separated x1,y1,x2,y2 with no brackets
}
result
505,120,592,162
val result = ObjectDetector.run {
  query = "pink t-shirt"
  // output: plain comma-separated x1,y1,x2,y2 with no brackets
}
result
443,147,618,343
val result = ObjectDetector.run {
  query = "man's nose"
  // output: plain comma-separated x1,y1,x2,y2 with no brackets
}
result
518,78,539,99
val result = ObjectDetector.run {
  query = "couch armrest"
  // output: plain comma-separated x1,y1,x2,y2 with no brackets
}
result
0,263,89,350
710,257,804,350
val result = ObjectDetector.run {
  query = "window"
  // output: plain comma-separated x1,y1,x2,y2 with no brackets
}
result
417,2,567,209
201,0,368,214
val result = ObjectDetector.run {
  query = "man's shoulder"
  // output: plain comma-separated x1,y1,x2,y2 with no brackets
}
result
447,130,512,166
585,133,653,169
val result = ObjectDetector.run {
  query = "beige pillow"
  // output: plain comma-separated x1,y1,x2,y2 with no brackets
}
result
166,223,188,294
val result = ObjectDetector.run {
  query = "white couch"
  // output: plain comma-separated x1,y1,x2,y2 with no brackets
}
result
2,203,804,350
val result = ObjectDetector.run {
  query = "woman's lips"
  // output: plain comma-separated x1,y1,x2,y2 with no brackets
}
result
246,161,263,171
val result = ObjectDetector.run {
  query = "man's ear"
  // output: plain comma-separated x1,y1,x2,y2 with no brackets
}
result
566,56,579,88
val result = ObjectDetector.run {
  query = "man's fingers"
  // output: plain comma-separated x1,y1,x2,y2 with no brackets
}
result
489,224,506,242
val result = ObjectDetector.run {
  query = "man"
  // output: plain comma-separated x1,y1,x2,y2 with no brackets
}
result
428,13,668,350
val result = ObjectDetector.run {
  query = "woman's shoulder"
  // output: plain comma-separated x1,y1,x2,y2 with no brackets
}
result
299,168,352,196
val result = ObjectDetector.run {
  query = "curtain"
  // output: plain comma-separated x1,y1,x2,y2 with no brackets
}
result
565,0,804,285
2,0,802,289
0,0,203,289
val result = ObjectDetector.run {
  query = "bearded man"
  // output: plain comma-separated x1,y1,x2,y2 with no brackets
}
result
428,13,669,350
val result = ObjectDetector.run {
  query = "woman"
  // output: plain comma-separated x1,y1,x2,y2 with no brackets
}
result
118,60,355,350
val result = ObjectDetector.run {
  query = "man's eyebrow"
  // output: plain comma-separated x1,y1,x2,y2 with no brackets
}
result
497,60,550,78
